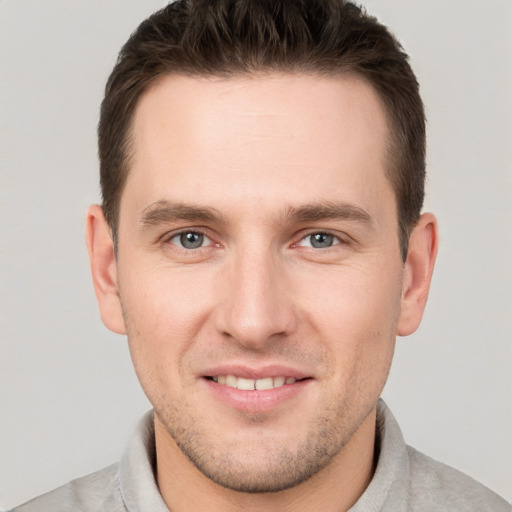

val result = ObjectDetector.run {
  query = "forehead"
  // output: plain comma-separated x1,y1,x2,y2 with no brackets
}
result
124,73,394,222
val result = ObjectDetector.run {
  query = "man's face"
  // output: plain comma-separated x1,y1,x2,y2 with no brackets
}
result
112,73,408,491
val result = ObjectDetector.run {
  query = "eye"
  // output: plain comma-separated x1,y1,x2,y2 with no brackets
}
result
169,231,211,249
297,232,341,249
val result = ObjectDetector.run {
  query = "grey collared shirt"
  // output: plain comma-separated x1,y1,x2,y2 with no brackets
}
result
12,401,510,511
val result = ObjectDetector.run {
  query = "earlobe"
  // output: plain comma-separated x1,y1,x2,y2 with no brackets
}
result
397,213,439,336
85,205,126,335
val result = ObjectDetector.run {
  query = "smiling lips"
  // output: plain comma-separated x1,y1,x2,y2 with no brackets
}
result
211,375,298,390
204,370,312,412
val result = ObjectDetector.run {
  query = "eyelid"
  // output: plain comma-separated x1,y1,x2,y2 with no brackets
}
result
293,229,350,248
162,228,217,248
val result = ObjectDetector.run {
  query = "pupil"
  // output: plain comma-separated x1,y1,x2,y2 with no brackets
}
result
180,232,203,249
311,233,333,248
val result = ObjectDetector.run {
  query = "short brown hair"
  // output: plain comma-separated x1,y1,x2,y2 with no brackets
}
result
98,0,425,260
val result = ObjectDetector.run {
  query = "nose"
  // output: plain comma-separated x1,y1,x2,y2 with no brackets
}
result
214,247,297,350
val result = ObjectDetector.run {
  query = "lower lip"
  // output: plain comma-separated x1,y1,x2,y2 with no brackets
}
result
202,378,312,413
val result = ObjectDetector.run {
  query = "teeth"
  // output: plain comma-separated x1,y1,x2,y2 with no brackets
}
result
255,377,273,390
225,375,238,388
212,375,297,390
273,376,285,387
237,377,255,390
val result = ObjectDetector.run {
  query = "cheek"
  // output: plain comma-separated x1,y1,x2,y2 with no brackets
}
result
299,262,402,331
296,262,402,376
118,262,217,386
120,257,214,331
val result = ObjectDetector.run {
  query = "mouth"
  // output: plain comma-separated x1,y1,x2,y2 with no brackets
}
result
201,366,314,412
207,375,306,390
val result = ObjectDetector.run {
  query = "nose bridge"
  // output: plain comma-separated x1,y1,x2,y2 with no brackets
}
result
216,242,294,348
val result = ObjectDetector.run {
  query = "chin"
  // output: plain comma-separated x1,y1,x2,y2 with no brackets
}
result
182,442,334,493
160,407,355,494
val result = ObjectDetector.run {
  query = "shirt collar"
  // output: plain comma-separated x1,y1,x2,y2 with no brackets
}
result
119,410,169,512
349,399,410,511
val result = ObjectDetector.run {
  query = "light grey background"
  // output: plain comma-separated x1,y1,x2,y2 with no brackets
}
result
0,1,511,509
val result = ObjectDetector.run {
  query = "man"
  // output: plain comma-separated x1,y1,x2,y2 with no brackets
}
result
12,1,510,510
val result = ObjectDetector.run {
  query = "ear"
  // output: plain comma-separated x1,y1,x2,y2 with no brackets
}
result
397,212,439,336
85,205,126,335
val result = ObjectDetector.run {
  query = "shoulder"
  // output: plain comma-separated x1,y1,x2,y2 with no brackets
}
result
10,463,125,512
406,445,511,511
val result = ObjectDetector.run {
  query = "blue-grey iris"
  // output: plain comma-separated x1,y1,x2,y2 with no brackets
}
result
180,232,204,249
310,233,334,248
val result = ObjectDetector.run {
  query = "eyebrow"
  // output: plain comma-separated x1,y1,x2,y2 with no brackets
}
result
138,200,224,227
138,199,373,228
286,201,373,226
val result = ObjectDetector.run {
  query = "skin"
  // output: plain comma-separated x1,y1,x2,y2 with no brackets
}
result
86,73,438,512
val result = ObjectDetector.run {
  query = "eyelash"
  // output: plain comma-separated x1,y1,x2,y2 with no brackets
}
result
161,229,349,253
162,229,217,251
293,231,348,250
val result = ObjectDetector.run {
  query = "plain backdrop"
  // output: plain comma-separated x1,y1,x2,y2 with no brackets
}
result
0,1,511,509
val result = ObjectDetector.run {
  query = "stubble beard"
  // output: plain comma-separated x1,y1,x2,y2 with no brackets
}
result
153,393,375,494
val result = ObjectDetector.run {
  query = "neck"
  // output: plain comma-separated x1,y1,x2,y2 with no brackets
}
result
154,408,377,512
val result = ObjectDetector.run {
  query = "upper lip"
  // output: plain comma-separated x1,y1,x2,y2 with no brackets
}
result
202,364,311,380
